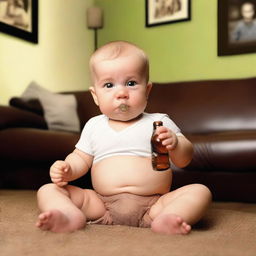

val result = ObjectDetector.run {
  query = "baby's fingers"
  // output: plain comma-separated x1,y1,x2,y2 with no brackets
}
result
51,161,70,175
163,137,178,150
156,126,168,135
51,176,68,186
54,161,69,170
56,181,68,187
50,172,62,179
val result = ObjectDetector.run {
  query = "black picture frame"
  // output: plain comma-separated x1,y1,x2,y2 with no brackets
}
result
0,0,38,43
146,0,191,27
218,0,256,56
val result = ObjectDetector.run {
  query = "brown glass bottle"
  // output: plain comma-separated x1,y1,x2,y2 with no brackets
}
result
151,121,170,171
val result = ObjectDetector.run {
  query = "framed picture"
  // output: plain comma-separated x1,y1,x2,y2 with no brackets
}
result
0,0,38,43
146,0,191,27
218,0,256,56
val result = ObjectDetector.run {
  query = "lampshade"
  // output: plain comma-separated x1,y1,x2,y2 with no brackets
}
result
87,7,103,29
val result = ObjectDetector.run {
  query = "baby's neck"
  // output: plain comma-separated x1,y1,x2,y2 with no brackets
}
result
108,114,143,131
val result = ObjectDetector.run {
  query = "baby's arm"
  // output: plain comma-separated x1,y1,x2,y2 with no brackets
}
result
50,149,93,187
156,126,193,168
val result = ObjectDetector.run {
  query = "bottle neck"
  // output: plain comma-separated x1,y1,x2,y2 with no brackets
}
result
153,121,163,129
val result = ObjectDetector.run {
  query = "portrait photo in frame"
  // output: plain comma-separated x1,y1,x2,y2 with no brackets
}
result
0,0,38,43
218,0,256,56
146,0,191,27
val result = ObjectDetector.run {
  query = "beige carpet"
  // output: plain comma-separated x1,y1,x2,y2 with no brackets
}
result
1,190,256,256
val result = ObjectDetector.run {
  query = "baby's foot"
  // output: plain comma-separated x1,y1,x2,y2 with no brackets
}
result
151,214,191,235
36,209,85,233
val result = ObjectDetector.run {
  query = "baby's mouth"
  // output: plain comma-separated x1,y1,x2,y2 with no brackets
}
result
118,104,129,112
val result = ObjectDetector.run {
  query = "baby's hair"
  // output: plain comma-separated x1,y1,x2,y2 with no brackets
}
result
89,41,149,83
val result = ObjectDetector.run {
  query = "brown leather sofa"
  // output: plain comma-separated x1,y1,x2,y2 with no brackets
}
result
1,77,256,203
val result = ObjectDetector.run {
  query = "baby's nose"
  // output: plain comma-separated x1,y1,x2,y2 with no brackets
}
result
116,87,129,99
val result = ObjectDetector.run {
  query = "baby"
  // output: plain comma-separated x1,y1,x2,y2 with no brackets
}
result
36,41,212,235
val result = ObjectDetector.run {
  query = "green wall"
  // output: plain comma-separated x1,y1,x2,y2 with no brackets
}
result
1,0,255,105
0,0,94,105
96,0,256,82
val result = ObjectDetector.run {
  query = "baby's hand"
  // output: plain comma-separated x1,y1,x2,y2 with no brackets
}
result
156,126,178,151
50,160,71,187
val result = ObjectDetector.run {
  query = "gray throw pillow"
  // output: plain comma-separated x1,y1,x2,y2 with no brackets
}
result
21,82,80,133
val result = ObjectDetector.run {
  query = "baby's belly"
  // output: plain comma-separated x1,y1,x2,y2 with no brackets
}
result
90,156,172,196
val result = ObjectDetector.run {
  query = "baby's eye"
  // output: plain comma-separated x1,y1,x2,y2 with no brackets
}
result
126,81,137,87
104,83,114,88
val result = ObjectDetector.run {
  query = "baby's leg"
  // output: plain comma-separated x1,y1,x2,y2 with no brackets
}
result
36,183,106,232
149,184,212,235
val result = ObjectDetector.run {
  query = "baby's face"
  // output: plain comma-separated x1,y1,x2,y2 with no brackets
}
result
90,55,151,121
241,3,255,21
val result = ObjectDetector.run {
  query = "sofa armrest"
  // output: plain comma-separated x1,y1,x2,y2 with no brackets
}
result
0,105,47,129
0,128,80,161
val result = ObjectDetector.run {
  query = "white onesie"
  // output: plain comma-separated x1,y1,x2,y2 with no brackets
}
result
75,113,183,163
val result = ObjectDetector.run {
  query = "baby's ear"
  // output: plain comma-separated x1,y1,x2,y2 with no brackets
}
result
89,87,99,106
146,82,153,98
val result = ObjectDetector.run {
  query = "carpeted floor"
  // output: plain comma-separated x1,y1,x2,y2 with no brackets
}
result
1,190,256,256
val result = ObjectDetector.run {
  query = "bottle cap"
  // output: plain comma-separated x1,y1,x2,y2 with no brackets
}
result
153,121,163,128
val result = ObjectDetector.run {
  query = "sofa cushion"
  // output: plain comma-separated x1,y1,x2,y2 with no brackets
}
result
147,77,256,135
67,91,101,129
21,82,80,133
39,92,80,133
186,131,256,172
9,97,44,116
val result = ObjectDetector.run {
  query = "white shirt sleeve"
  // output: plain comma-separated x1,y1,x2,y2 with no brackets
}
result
75,117,95,156
161,114,183,136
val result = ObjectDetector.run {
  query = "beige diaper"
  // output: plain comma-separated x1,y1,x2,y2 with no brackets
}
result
89,193,160,228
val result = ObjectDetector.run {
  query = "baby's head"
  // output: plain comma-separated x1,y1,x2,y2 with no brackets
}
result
89,41,149,85
89,41,152,122
241,2,255,22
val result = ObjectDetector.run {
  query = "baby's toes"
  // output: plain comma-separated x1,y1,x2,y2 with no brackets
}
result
39,212,51,222
181,222,191,234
